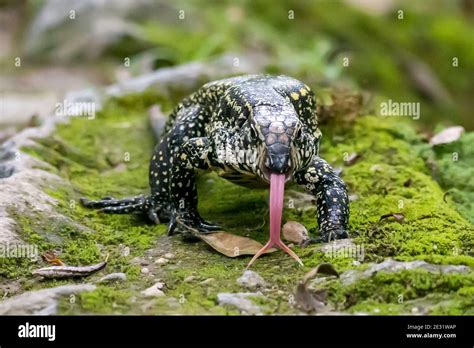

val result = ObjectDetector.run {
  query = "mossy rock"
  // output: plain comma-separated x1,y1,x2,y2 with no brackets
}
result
1,87,473,315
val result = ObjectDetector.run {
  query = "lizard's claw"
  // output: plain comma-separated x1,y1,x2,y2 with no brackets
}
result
168,213,221,236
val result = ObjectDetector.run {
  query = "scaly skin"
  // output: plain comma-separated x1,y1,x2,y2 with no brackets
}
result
81,74,349,243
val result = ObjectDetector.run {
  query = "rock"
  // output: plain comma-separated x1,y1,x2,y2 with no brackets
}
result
0,92,58,127
349,194,359,202
430,126,465,146
97,272,127,284
237,270,267,290
141,282,166,297
340,258,471,286
338,269,361,286
25,0,160,61
184,275,196,283
119,245,130,257
0,284,96,315
217,292,263,315
106,53,268,97
154,257,169,265
441,264,472,274
282,221,309,245
199,278,216,285
364,259,470,275
141,267,150,274
163,252,175,259
154,281,165,290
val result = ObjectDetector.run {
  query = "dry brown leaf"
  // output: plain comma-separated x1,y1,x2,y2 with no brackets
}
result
196,232,277,258
295,263,339,313
303,263,339,284
41,250,64,266
344,152,362,166
295,285,328,313
379,212,405,223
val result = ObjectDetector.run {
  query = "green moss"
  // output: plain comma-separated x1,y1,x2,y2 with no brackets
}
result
60,287,134,314
316,116,474,263
428,132,474,223
0,257,34,279
324,270,474,314
7,88,473,314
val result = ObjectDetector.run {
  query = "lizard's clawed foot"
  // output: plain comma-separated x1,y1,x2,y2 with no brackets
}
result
301,227,349,246
168,212,221,237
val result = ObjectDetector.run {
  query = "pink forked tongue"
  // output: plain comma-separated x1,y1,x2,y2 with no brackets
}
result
247,173,304,268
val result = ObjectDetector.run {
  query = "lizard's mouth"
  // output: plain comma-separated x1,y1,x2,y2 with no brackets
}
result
259,153,294,183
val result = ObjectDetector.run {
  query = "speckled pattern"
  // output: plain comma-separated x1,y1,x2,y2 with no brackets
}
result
81,74,349,242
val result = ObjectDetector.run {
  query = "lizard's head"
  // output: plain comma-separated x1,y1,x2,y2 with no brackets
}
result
243,104,315,183
244,103,311,268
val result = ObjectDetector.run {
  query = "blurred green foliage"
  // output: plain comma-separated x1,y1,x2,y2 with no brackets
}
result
125,0,473,129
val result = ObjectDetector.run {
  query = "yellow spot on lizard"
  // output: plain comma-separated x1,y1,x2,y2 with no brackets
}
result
291,92,300,100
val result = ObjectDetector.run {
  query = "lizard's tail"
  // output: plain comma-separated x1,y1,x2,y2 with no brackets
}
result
80,195,161,224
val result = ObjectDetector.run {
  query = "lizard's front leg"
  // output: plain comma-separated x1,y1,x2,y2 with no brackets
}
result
295,156,349,242
166,136,220,236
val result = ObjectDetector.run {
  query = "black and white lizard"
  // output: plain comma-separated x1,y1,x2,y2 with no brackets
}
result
81,74,350,264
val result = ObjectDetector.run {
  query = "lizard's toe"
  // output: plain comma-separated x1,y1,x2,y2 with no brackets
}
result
319,227,349,242
197,219,221,232
168,212,221,237
302,227,349,246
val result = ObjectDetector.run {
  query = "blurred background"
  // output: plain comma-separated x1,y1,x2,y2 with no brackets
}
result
1,0,473,139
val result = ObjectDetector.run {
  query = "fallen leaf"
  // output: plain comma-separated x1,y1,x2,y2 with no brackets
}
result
295,285,328,313
41,250,64,266
303,263,340,283
295,263,339,313
379,212,405,223
344,152,361,166
195,232,277,258
429,126,464,146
